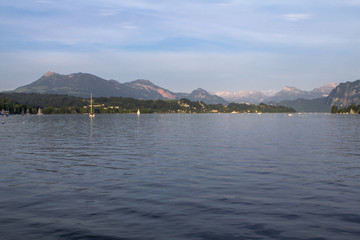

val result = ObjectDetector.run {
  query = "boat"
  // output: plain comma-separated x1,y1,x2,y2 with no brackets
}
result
0,109,9,117
89,94,95,118
137,108,140,116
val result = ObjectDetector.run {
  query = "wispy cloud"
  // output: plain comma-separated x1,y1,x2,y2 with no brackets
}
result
97,9,119,17
35,0,52,3
282,13,312,22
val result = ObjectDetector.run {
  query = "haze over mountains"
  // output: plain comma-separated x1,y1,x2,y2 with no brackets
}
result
9,71,360,112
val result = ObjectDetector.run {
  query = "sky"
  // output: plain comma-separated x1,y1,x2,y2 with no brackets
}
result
0,0,360,93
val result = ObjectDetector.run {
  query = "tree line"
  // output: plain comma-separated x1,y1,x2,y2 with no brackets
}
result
0,92,296,114
331,104,360,114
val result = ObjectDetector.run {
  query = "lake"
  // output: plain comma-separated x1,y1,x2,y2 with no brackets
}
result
0,113,359,240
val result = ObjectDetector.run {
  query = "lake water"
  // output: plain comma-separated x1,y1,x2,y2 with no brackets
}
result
0,113,359,240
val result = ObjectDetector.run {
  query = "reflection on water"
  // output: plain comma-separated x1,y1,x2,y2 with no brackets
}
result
0,113,359,240
89,116,93,138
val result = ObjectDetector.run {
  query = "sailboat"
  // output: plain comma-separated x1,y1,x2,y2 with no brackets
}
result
137,108,140,116
89,94,95,118
37,107,43,115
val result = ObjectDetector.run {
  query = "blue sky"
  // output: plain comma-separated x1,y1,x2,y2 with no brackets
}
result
0,0,359,92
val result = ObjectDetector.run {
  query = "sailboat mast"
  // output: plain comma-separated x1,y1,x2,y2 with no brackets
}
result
89,93,95,117
90,93,93,115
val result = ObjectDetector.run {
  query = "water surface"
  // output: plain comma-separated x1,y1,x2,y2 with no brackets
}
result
0,113,359,239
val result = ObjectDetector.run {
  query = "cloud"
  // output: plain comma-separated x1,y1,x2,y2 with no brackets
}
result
1,1,357,50
35,0,52,3
282,13,312,22
97,9,119,17
334,0,360,6
0,1,359,93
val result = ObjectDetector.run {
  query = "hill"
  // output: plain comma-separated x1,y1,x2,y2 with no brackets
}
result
275,98,330,112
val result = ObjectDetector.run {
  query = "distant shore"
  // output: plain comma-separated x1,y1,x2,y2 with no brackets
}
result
1,93,296,115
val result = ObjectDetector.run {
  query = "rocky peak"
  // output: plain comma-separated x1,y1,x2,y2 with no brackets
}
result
312,83,338,97
189,88,228,105
280,86,301,93
327,80,360,107
132,79,153,85
43,71,55,77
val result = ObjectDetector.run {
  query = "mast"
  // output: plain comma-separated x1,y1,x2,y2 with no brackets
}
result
89,93,95,117
90,93,93,115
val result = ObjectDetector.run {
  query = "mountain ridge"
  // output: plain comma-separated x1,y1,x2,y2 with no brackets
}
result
189,88,228,105
10,72,360,111
13,72,226,104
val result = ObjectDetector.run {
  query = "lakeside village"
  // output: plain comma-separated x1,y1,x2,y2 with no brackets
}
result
1,93,360,116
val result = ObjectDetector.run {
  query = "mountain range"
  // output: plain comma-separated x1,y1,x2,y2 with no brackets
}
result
216,83,337,104
9,72,360,111
274,80,360,112
13,72,228,105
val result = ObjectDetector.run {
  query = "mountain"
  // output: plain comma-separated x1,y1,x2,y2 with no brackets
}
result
188,88,228,105
273,80,360,112
267,83,338,103
214,90,270,104
14,71,359,110
312,83,339,97
216,83,337,104
121,79,190,100
12,71,227,104
14,72,130,98
326,80,360,107
267,86,308,103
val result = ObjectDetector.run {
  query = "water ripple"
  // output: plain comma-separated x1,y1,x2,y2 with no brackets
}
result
0,114,359,239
